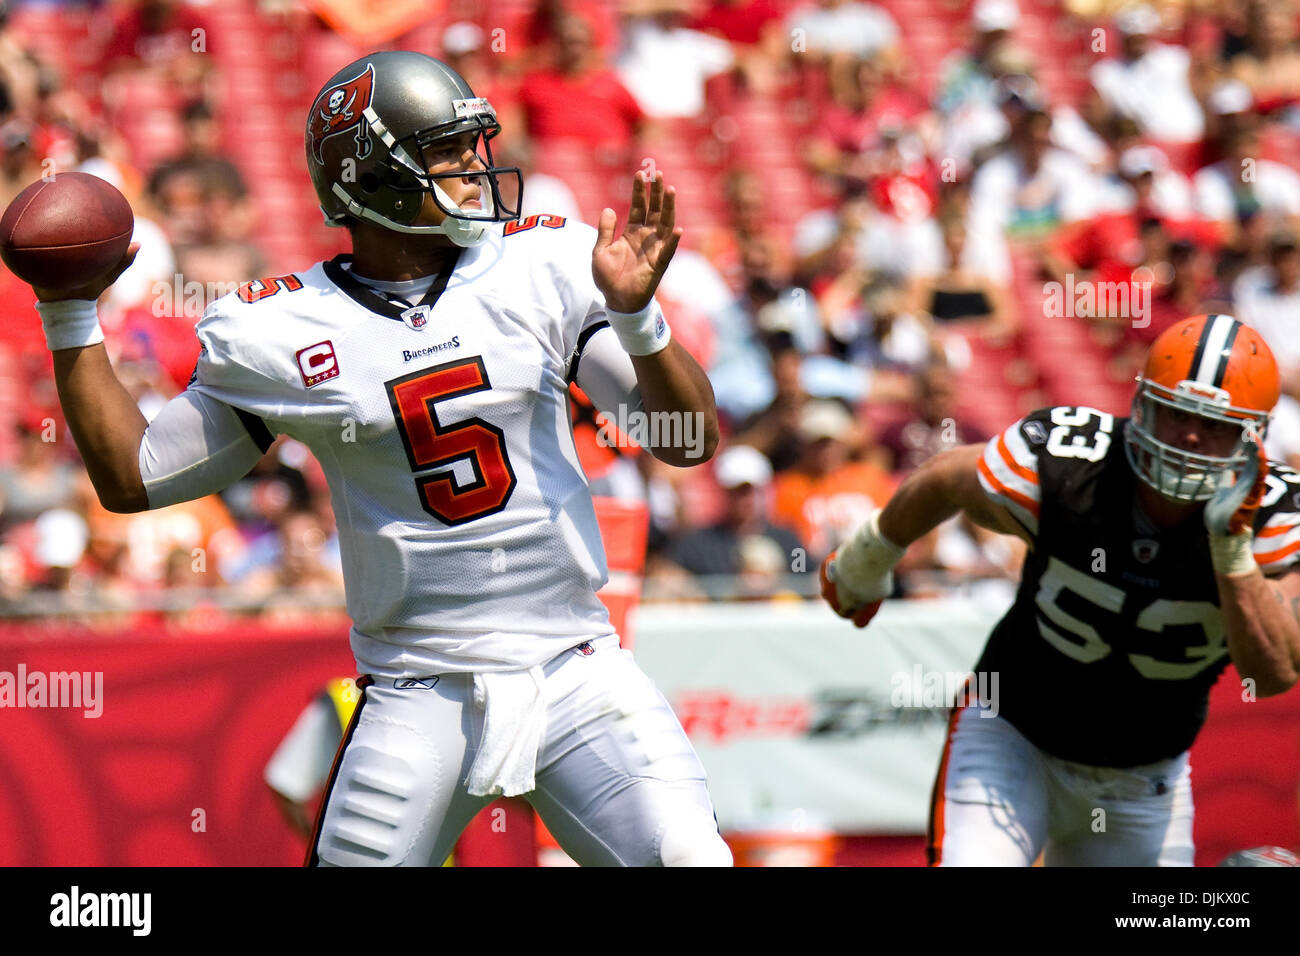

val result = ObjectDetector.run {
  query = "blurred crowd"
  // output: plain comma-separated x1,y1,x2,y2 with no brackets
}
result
2,0,1300,617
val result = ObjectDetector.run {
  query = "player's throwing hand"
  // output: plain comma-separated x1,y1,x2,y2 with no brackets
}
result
592,169,682,315
33,243,140,303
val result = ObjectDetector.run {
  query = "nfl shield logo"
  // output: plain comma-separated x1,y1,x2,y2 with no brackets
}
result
1132,538,1159,563
401,305,431,331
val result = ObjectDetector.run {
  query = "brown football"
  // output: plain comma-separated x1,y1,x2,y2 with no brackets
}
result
0,172,134,291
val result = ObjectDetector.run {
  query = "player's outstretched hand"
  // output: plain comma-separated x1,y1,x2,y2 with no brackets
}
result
33,243,140,303
820,552,886,628
592,169,682,314
1205,427,1269,537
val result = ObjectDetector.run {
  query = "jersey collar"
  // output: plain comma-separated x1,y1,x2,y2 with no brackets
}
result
322,252,461,322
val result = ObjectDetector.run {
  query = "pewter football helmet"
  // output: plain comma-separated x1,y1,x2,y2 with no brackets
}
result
306,51,521,246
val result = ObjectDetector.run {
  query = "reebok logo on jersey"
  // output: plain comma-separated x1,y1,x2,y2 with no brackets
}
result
296,341,339,388
402,336,460,362
1022,420,1048,445
393,676,440,689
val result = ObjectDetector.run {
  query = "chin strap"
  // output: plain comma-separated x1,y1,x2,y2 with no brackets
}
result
425,182,492,247
329,181,495,246
425,217,489,247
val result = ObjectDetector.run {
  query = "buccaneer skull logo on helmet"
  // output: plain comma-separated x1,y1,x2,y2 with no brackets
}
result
304,51,523,247
307,64,375,164
1124,314,1280,502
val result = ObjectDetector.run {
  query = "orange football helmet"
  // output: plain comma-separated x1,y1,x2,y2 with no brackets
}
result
1125,314,1279,501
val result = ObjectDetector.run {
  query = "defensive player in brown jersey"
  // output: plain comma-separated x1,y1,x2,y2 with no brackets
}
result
822,314,1300,865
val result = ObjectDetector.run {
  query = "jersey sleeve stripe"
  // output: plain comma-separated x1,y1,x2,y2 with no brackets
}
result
996,431,1039,486
1254,537,1300,567
233,407,275,453
566,320,611,385
977,455,1040,524
1257,520,1300,539
980,434,1040,508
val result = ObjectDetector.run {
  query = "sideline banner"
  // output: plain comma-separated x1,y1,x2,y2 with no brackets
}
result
633,599,1300,863
634,598,1000,833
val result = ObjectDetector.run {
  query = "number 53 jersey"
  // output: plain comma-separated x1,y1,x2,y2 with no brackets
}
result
189,219,620,677
976,405,1300,767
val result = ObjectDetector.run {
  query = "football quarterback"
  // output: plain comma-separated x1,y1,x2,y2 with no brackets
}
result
823,314,1300,865
33,51,729,866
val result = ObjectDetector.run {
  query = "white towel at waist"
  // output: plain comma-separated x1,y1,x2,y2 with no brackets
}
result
466,665,548,797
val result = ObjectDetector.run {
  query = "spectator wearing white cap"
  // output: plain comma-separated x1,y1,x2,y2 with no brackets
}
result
663,445,805,582
1087,4,1207,144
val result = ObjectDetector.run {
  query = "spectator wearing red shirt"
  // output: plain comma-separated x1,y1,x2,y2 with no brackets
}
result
518,11,645,168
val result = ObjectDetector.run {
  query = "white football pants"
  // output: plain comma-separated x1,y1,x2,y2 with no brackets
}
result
309,636,732,867
928,705,1195,866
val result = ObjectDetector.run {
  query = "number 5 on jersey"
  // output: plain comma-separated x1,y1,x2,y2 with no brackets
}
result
386,358,517,525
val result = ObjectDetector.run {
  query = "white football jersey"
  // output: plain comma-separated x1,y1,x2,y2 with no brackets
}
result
191,217,624,677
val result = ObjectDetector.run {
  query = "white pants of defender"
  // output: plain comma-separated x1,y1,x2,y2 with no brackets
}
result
929,706,1195,866
313,636,731,867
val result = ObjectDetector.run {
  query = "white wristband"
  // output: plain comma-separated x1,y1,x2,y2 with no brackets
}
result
607,300,671,356
35,299,103,351
1210,531,1256,577
836,509,907,590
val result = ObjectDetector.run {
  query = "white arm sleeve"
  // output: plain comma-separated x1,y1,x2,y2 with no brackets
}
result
138,388,269,509
571,324,644,420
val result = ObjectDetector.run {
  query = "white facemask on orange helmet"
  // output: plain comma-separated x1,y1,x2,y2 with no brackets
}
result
1124,314,1280,502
